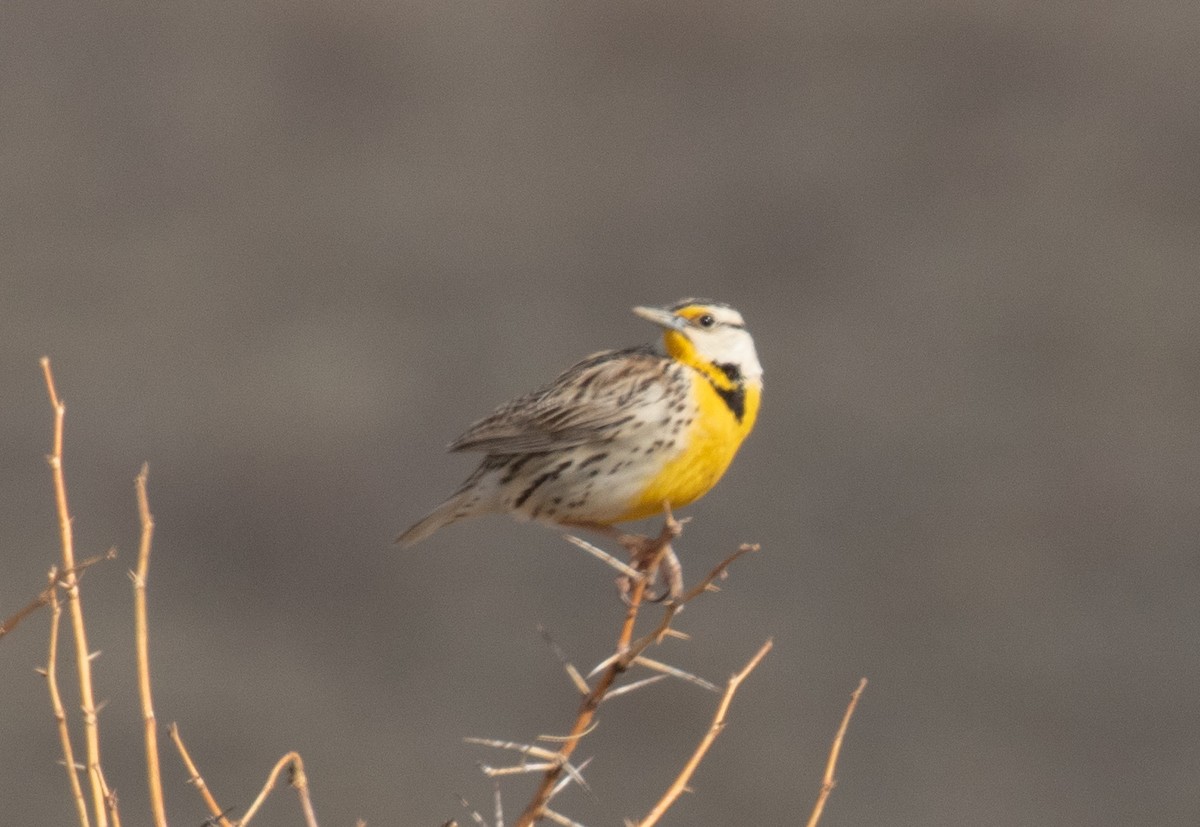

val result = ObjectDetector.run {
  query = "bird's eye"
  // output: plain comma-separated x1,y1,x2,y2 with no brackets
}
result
697,314,716,328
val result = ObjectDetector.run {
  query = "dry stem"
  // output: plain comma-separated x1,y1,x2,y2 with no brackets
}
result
41,573,91,827
1,550,115,641
100,771,121,827
805,677,867,827
513,518,759,827
513,517,681,827
637,638,773,826
241,752,320,827
133,464,167,827
41,357,110,827
293,757,321,827
169,723,235,827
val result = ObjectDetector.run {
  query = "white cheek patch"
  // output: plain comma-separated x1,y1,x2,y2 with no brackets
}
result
691,328,763,380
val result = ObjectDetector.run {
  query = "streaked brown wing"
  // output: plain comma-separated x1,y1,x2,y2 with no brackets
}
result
449,345,668,454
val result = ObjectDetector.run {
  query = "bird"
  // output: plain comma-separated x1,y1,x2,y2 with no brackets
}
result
396,299,763,553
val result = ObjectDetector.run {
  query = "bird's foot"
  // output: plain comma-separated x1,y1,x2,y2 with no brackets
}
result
616,516,685,602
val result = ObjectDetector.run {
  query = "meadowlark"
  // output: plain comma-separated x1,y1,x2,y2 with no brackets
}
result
397,300,763,559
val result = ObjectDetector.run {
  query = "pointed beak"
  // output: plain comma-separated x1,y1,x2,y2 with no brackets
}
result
632,305,687,332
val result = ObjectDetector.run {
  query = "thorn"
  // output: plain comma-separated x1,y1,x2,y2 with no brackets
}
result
566,664,589,695
537,719,598,742
539,624,591,695
632,655,719,692
587,652,619,679
200,806,237,826
549,756,593,799
604,674,668,700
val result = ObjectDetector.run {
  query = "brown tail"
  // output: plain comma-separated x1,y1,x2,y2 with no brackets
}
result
395,495,467,547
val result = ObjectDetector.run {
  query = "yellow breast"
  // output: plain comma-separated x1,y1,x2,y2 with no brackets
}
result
620,374,761,521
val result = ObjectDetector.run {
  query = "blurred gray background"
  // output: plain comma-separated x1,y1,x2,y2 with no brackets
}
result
2,2,1197,825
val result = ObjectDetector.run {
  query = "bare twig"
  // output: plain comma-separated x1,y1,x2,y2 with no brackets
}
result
240,751,320,827
468,738,592,792
3,579,61,641
561,535,642,580
540,809,588,827
465,738,562,763
538,722,600,744
631,656,718,693
290,755,320,827
1,550,115,641
456,797,489,826
512,515,764,826
637,639,773,826
481,763,558,778
805,677,867,827
548,756,593,801
633,543,760,652
538,625,589,696
99,770,121,827
130,464,168,827
602,674,667,701
41,357,110,827
40,571,91,827
513,516,682,827
583,543,759,683
168,723,234,827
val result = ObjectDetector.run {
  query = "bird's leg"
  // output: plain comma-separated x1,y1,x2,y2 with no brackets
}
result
640,508,686,601
651,544,683,603
564,522,662,599
566,511,685,601
618,532,663,599
619,509,685,602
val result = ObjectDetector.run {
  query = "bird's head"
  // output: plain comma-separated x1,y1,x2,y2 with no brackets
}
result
633,300,763,383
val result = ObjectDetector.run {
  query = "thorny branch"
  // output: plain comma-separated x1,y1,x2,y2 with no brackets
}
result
41,357,112,827
637,638,774,826
133,465,167,827
27,362,328,827
805,677,868,827
38,572,91,827
511,514,764,827
241,751,321,827
169,723,235,827
1,550,116,641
